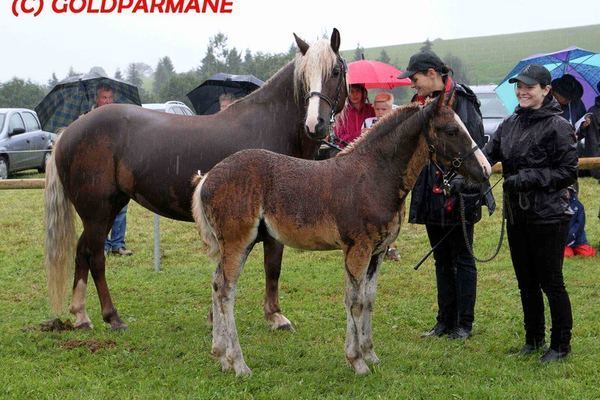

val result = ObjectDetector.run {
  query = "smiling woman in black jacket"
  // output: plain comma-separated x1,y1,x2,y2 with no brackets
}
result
484,64,578,363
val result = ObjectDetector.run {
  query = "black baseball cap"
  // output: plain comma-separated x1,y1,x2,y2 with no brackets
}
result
508,64,551,86
398,50,446,79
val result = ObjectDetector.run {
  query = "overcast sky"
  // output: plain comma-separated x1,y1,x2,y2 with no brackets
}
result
1,0,599,83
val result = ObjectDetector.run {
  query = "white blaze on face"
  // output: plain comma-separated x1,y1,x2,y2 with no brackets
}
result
305,74,322,133
454,114,492,178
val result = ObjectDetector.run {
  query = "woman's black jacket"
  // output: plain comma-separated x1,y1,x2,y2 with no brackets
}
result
483,97,578,224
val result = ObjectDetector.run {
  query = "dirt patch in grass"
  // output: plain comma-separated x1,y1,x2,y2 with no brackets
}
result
39,318,74,332
61,339,117,353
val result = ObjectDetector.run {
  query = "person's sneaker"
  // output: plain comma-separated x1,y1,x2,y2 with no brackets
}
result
421,323,448,338
563,246,574,257
447,326,471,340
385,247,400,261
573,244,597,257
112,247,133,256
540,348,569,363
519,341,546,355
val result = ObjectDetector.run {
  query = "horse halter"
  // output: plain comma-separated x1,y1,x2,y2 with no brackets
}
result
303,55,347,140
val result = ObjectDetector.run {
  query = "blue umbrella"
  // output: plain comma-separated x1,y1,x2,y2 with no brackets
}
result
496,47,600,112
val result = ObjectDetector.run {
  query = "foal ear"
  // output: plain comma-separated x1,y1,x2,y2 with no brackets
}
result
447,88,457,108
330,28,341,53
294,33,310,56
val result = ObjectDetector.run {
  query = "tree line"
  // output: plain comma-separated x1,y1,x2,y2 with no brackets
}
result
0,36,469,110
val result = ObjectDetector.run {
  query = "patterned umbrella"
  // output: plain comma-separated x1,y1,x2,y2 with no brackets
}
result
35,72,141,133
186,73,264,115
496,47,600,112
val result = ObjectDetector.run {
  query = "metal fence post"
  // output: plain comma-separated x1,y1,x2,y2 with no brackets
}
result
153,213,161,272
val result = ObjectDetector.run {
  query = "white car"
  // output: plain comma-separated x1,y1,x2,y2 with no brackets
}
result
0,108,56,179
142,101,195,116
471,85,510,144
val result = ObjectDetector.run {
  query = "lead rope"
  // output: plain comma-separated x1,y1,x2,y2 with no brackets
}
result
458,176,505,262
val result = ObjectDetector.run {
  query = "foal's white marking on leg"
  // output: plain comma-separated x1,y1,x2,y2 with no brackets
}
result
361,255,381,364
344,273,370,375
70,278,92,328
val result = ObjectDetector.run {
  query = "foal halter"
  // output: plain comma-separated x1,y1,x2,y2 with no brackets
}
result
428,142,481,196
303,55,347,140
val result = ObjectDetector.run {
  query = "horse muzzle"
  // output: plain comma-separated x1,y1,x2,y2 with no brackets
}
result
305,117,329,141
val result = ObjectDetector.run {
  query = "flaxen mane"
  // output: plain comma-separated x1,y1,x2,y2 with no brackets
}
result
293,39,338,103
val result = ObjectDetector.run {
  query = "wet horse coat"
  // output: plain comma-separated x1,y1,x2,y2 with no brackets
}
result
193,96,492,376
44,30,347,330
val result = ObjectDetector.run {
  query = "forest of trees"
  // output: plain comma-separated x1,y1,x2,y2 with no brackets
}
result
0,35,469,110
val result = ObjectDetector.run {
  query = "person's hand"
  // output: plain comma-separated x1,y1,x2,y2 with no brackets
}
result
449,176,479,194
582,114,591,128
503,174,525,192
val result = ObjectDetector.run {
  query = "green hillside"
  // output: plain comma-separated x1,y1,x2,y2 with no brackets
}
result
342,24,600,85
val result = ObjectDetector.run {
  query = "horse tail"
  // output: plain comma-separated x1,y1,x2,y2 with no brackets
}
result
44,139,76,314
192,172,221,262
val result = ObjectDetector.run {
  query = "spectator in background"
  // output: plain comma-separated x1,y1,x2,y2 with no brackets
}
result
333,84,375,147
552,74,587,126
362,91,394,130
577,81,600,179
93,83,133,257
219,93,236,111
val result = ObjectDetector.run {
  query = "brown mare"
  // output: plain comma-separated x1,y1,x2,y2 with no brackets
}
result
44,29,347,330
192,93,492,376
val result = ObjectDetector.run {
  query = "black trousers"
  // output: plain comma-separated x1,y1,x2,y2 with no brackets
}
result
426,224,476,330
507,220,573,352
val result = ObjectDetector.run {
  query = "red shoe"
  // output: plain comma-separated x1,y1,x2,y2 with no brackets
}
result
564,247,574,257
573,244,597,257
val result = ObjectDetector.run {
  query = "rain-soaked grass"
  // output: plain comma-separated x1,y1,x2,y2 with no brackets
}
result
0,175,598,399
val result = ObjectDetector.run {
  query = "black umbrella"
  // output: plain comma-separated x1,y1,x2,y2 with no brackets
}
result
186,73,264,115
35,72,141,133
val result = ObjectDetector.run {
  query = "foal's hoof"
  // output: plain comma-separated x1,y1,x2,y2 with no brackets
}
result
234,363,252,377
364,351,380,365
350,358,371,375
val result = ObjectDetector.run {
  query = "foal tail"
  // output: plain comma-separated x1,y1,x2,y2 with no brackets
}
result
191,172,221,262
44,140,76,314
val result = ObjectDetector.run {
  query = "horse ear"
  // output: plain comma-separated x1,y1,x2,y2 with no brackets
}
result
294,33,310,56
330,28,341,53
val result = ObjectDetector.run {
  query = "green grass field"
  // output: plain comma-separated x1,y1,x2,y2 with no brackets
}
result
0,176,598,399
342,24,600,85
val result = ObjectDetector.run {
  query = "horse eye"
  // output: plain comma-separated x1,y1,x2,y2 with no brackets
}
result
445,126,459,136
332,67,340,77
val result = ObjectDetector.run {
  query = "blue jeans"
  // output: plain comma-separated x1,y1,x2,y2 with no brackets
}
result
105,205,128,251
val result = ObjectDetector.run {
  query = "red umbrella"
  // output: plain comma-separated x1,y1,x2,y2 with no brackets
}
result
347,60,412,89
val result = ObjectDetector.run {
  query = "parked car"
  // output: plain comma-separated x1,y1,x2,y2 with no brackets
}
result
142,101,195,116
0,108,56,179
471,85,510,144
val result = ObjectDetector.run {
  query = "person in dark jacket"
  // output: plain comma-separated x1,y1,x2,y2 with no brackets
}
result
401,50,495,340
577,81,600,179
551,74,587,126
484,64,577,363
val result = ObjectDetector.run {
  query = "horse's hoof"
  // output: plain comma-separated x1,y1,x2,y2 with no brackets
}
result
275,323,294,331
110,321,128,331
74,322,93,330
268,313,294,331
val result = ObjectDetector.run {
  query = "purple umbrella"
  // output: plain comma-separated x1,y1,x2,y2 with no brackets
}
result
496,47,600,112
